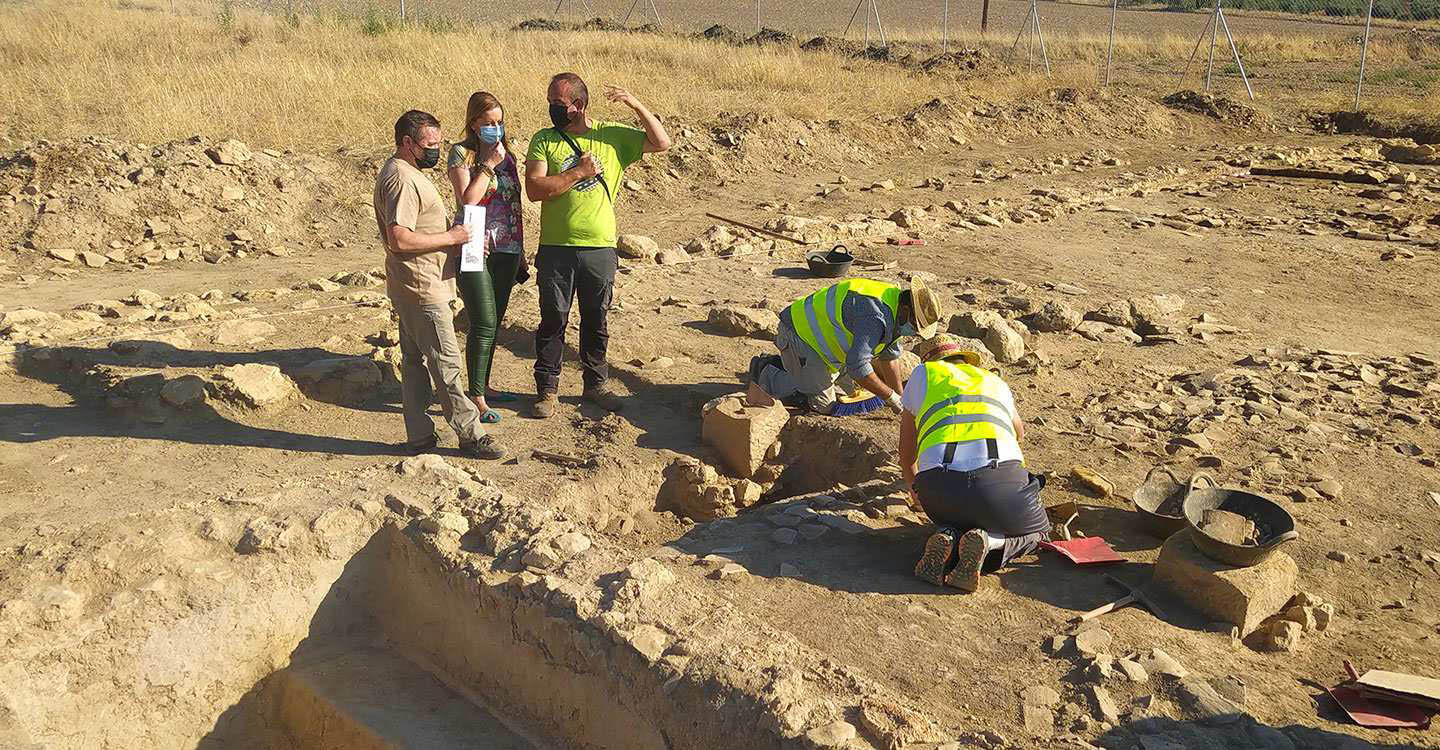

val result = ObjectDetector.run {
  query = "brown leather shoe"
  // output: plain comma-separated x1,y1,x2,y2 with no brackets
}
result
402,432,439,456
531,392,559,419
583,384,624,413
458,434,504,460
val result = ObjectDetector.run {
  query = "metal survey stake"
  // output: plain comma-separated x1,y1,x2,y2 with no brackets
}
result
1355,0,1375,109
844,0,888,47
622,0,662,26
1180,0,1254,100
1009,0,1051,76
1105,0,1117,87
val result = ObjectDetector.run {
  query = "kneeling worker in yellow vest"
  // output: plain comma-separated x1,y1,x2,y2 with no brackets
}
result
749,278,943,415
902,335,1050,592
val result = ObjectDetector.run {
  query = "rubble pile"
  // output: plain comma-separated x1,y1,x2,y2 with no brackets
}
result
1,136,352,274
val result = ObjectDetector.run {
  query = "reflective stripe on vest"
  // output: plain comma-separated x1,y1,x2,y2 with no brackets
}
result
785,279,901,373
915,360,1021,460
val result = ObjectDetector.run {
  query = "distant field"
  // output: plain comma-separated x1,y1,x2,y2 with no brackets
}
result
239,0,1439,38
12,0,1435,128
223,0,1437,98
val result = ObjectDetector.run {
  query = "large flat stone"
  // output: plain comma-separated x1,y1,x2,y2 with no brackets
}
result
701,394,788,478
294,357,382,405
1152,530,1296,637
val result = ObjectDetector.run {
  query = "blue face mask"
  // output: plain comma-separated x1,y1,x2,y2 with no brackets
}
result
478,124,504,144
897,322,917,338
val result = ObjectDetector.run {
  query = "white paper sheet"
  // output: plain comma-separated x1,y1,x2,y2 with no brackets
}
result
459,204,486,272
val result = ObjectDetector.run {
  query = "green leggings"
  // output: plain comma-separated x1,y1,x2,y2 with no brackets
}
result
457,252,523,398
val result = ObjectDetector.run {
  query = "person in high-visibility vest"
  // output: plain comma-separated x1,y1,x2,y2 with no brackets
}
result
748,278,943,415
901,334,1050,592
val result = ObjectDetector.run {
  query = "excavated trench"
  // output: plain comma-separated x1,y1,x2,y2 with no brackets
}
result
181,518,800,750
200,420,897,749
194,526,556,749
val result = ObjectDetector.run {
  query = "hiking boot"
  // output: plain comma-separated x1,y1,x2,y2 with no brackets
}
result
944,528,989,593
914,527,957,587
402,432,439,456
531,391,559,419
458,434,504,460
583,383,624,413
748,354,782,385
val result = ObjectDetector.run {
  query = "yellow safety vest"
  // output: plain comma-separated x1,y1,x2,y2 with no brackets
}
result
915,360,1022,461
786,279,901,373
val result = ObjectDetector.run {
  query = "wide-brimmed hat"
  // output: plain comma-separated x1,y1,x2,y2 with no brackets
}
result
910,279,943,338
912,334,982,366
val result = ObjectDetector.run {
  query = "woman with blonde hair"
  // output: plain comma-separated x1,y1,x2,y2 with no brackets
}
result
447,91,528,423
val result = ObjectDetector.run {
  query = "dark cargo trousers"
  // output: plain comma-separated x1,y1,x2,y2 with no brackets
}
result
533,245,617,394
913,460,1050,569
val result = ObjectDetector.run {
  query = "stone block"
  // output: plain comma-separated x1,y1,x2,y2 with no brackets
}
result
294,357,382,405
706,305,779,339
1152,530,1296,637
217,363,297,408
701,394,788,478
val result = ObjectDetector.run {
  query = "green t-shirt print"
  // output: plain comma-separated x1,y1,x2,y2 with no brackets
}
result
525,120,647,248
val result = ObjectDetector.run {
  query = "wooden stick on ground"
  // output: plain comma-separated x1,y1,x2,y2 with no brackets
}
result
703,212,810,245
531,449,589,467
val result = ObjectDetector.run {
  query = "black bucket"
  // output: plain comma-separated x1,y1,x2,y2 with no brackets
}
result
806,245,854,278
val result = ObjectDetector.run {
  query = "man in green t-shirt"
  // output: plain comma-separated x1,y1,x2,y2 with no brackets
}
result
524,72,672,418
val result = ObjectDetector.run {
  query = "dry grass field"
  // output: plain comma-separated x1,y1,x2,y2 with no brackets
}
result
1,0,1435,149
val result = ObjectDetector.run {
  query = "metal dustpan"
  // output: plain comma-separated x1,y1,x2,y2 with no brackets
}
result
1327,685,1432,729
1039,537,1124,565
1327,662,1435,729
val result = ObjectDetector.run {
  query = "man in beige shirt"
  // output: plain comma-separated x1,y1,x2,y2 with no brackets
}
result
373,109,502,460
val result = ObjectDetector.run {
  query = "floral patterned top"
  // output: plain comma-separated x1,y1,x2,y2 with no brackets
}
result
447,143,524,256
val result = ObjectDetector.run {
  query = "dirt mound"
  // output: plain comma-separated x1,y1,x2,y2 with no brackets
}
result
1161,90,1266,128
629,22,661,34
698,24,743,45
746,28,795,46
918,48,987,74
857,44,916,64
513,17,564,31
896,88,1180,142
0,135,345,271
1310,110,1440,145
579,16,624,32
800,35,861,56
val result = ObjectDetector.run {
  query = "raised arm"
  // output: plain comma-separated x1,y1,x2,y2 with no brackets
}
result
459,144,506,206
605,85,671,154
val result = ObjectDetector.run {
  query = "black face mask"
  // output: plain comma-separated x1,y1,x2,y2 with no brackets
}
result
548,102,572,130
415,145,441,169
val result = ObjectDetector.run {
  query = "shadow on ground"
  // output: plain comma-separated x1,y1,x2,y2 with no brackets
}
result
1094,713,1424,750
2,341,400,455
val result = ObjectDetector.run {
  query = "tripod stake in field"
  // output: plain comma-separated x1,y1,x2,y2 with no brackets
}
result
1009,0,1052,76
844,0,889,48
1355,0,1376,109
622,0,662,26
553,0,597,21
1180,0,1254,100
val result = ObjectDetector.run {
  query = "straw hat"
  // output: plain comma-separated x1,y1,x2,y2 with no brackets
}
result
909,278,943,338
912,334,983,366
